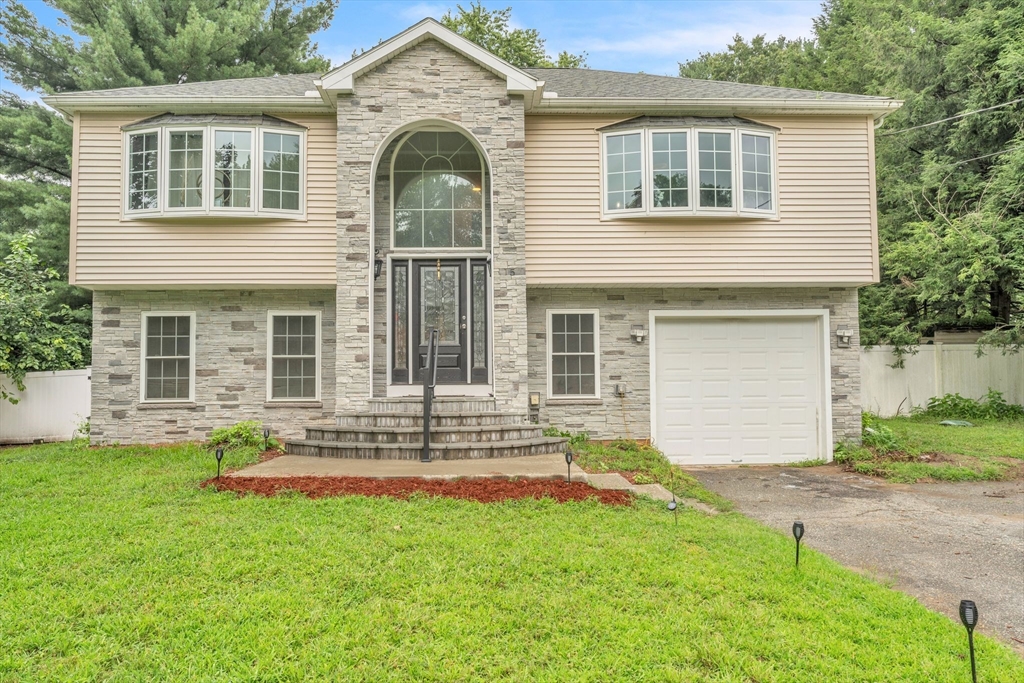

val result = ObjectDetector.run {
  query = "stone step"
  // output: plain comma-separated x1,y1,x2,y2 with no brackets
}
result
284,436,568,461
366,397,497,414
307,424,546,444
337,411,528,428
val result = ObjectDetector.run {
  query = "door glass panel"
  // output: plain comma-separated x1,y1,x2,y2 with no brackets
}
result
394,263,408,371
472,264,486,369
420,265,460,344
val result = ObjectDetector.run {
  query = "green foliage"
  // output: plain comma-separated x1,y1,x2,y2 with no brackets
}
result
861,413,902,454
440,2,586,69
208,420,278,451
916,389,1024,420
0,234,90,403
679,0,1024,357
541,426,588,448
833,441,874,464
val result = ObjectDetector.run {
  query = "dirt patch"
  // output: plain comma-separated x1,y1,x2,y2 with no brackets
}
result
202,475,633,505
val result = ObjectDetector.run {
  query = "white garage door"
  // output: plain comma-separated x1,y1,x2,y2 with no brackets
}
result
653,316,826,465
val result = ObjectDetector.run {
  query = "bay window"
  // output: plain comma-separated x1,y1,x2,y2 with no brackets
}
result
601,123,776,218
123,117,303,218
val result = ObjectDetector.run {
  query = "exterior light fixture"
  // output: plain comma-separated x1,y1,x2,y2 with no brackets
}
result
630,324,647,343
668,498,678,526
263,428,270,451
215,447,224,479
529,391,540,408
959,600,979,683
564,450,573,484
836,329,852,347
373,250,384,280
792,521,805,567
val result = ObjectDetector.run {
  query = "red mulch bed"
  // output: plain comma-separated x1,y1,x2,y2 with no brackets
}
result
201,475,632,506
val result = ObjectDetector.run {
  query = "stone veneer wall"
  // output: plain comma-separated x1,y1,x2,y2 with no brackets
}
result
336,38,529,412
526,286,862,443
90,290,336,445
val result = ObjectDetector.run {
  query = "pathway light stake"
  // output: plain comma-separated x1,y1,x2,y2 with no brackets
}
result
564,450,573,484
263,428,270,451
959,599,978,683
792,521,805,567
668,498,678,526
215,447,224,479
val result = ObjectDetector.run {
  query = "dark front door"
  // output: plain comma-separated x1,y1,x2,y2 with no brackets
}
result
414,259,467,384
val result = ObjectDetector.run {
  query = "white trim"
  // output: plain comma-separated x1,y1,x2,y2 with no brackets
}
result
140,311,197,404
737,129,778,217
546,309,602,400
693,127,738,214
265,310,323,403
600,129,646,218
122,128,162,217
531,97,902,118
320,19,541,98
648,308,833,462
647,128,692,215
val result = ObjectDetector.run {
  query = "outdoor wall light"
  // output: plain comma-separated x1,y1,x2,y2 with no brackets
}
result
630,324,647,343
836,329,852,347
215,447,224,479
529,391,540,407
959,599,979,683
792,521,805,567
263,428,270,451
373,250,384,280
564,450,574,484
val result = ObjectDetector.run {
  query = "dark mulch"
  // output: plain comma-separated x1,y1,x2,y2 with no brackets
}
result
202,475,632,506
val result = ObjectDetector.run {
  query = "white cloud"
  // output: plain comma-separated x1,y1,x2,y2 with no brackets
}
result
397,2,449,22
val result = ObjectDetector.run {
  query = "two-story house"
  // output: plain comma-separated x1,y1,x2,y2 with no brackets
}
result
45,19,900,465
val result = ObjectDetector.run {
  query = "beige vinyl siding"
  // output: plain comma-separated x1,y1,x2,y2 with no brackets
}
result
524,115,879,285
72,112,337,288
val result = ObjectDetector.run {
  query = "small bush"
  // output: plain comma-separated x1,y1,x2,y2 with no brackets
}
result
833,441,874,464
542,427,589,448
209,420,271,450
861,413,902,454
916,390,1024,421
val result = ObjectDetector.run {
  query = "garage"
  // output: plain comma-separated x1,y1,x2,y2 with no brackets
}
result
651,312,830,465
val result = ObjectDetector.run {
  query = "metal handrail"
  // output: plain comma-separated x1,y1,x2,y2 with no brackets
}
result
421,328,440,463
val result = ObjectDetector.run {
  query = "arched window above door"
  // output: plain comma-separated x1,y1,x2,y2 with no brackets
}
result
392,130,485,249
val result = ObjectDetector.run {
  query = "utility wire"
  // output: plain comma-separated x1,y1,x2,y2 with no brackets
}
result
878,97,1024,137
940,145,1023,168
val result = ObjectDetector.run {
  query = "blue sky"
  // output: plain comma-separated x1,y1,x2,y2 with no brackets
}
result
2,0,822,101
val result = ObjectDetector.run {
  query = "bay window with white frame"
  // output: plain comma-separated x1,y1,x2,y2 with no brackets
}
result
123,118,303,218
600,123,776,219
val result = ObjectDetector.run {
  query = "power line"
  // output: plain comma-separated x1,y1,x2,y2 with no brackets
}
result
878,97,1024,137
942,145,1023,168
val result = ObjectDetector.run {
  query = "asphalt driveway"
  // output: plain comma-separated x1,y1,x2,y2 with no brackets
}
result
688,465,1024,655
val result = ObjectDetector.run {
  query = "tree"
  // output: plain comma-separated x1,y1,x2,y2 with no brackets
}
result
0,234,90,403
440,2,586,69
678,0,1023,361
0,0,338,373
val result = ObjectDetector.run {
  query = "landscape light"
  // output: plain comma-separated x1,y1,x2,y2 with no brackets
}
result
792,521,805,567
564,450,573,484
263,428,270,451
668,498,678,526
959,600,979,683
215,447,224,479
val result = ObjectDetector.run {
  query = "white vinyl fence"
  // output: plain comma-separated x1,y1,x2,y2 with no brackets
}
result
861,345,1024,417
0,369,92,444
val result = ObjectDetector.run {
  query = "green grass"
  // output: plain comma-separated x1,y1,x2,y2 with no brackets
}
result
840,417,1024,483
2,442,1022,681
572,439,734,511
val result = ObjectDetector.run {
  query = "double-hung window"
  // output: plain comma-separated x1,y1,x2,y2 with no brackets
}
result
124,117,303,218
267,312,321,401
142,313,195,402
547,310,600,399
601,123,776,218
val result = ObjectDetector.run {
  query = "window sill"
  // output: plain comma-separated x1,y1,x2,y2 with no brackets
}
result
600,211,778,221
122,211,305,222
137,402,197,410
263,401,323,409
545,397,604,405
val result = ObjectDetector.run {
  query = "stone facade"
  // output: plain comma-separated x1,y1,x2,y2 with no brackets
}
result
335,38,529,412
90,290,336,444
526,286,862,443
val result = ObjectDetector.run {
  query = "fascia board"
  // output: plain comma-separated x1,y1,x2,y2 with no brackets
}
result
527,97,903,117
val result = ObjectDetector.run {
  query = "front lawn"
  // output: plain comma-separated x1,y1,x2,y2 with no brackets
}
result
2,442,1022,681
838,416,1023,483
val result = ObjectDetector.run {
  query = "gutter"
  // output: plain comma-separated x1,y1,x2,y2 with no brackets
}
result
529,96,903,118
41,95,335,118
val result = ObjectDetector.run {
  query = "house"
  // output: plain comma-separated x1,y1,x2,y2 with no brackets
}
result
44,19,901,464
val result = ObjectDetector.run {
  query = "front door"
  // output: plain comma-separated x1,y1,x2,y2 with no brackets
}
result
391,258,489,386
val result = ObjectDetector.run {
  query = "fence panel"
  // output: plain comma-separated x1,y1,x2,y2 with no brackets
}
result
0,369,92,444
861,346,1023,417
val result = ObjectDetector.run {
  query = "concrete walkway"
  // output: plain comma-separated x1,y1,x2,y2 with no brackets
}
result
231,454,681,504
689,464,1024,655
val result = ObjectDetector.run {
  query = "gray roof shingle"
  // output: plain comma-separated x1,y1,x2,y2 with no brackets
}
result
524,68,891,102
54,73,320,99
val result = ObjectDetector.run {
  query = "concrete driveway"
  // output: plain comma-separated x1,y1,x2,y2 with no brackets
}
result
688,465,1024,655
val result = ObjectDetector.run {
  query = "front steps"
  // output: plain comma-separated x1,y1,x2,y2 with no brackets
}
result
284,397,567,461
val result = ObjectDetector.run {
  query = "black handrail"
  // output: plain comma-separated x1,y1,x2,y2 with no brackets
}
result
421,328,440,463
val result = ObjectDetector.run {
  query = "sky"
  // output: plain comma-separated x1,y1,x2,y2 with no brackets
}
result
1,0,822,102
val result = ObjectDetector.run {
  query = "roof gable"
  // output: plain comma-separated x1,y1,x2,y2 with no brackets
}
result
319,18,540,97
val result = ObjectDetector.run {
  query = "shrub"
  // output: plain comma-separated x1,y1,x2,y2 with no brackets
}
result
542,427,589,448
917,390,1024,420
861,413,902,454
834,441,874,464
209,420,271,450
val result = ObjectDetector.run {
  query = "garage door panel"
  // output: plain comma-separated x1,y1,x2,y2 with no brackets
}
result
654,316,825,465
